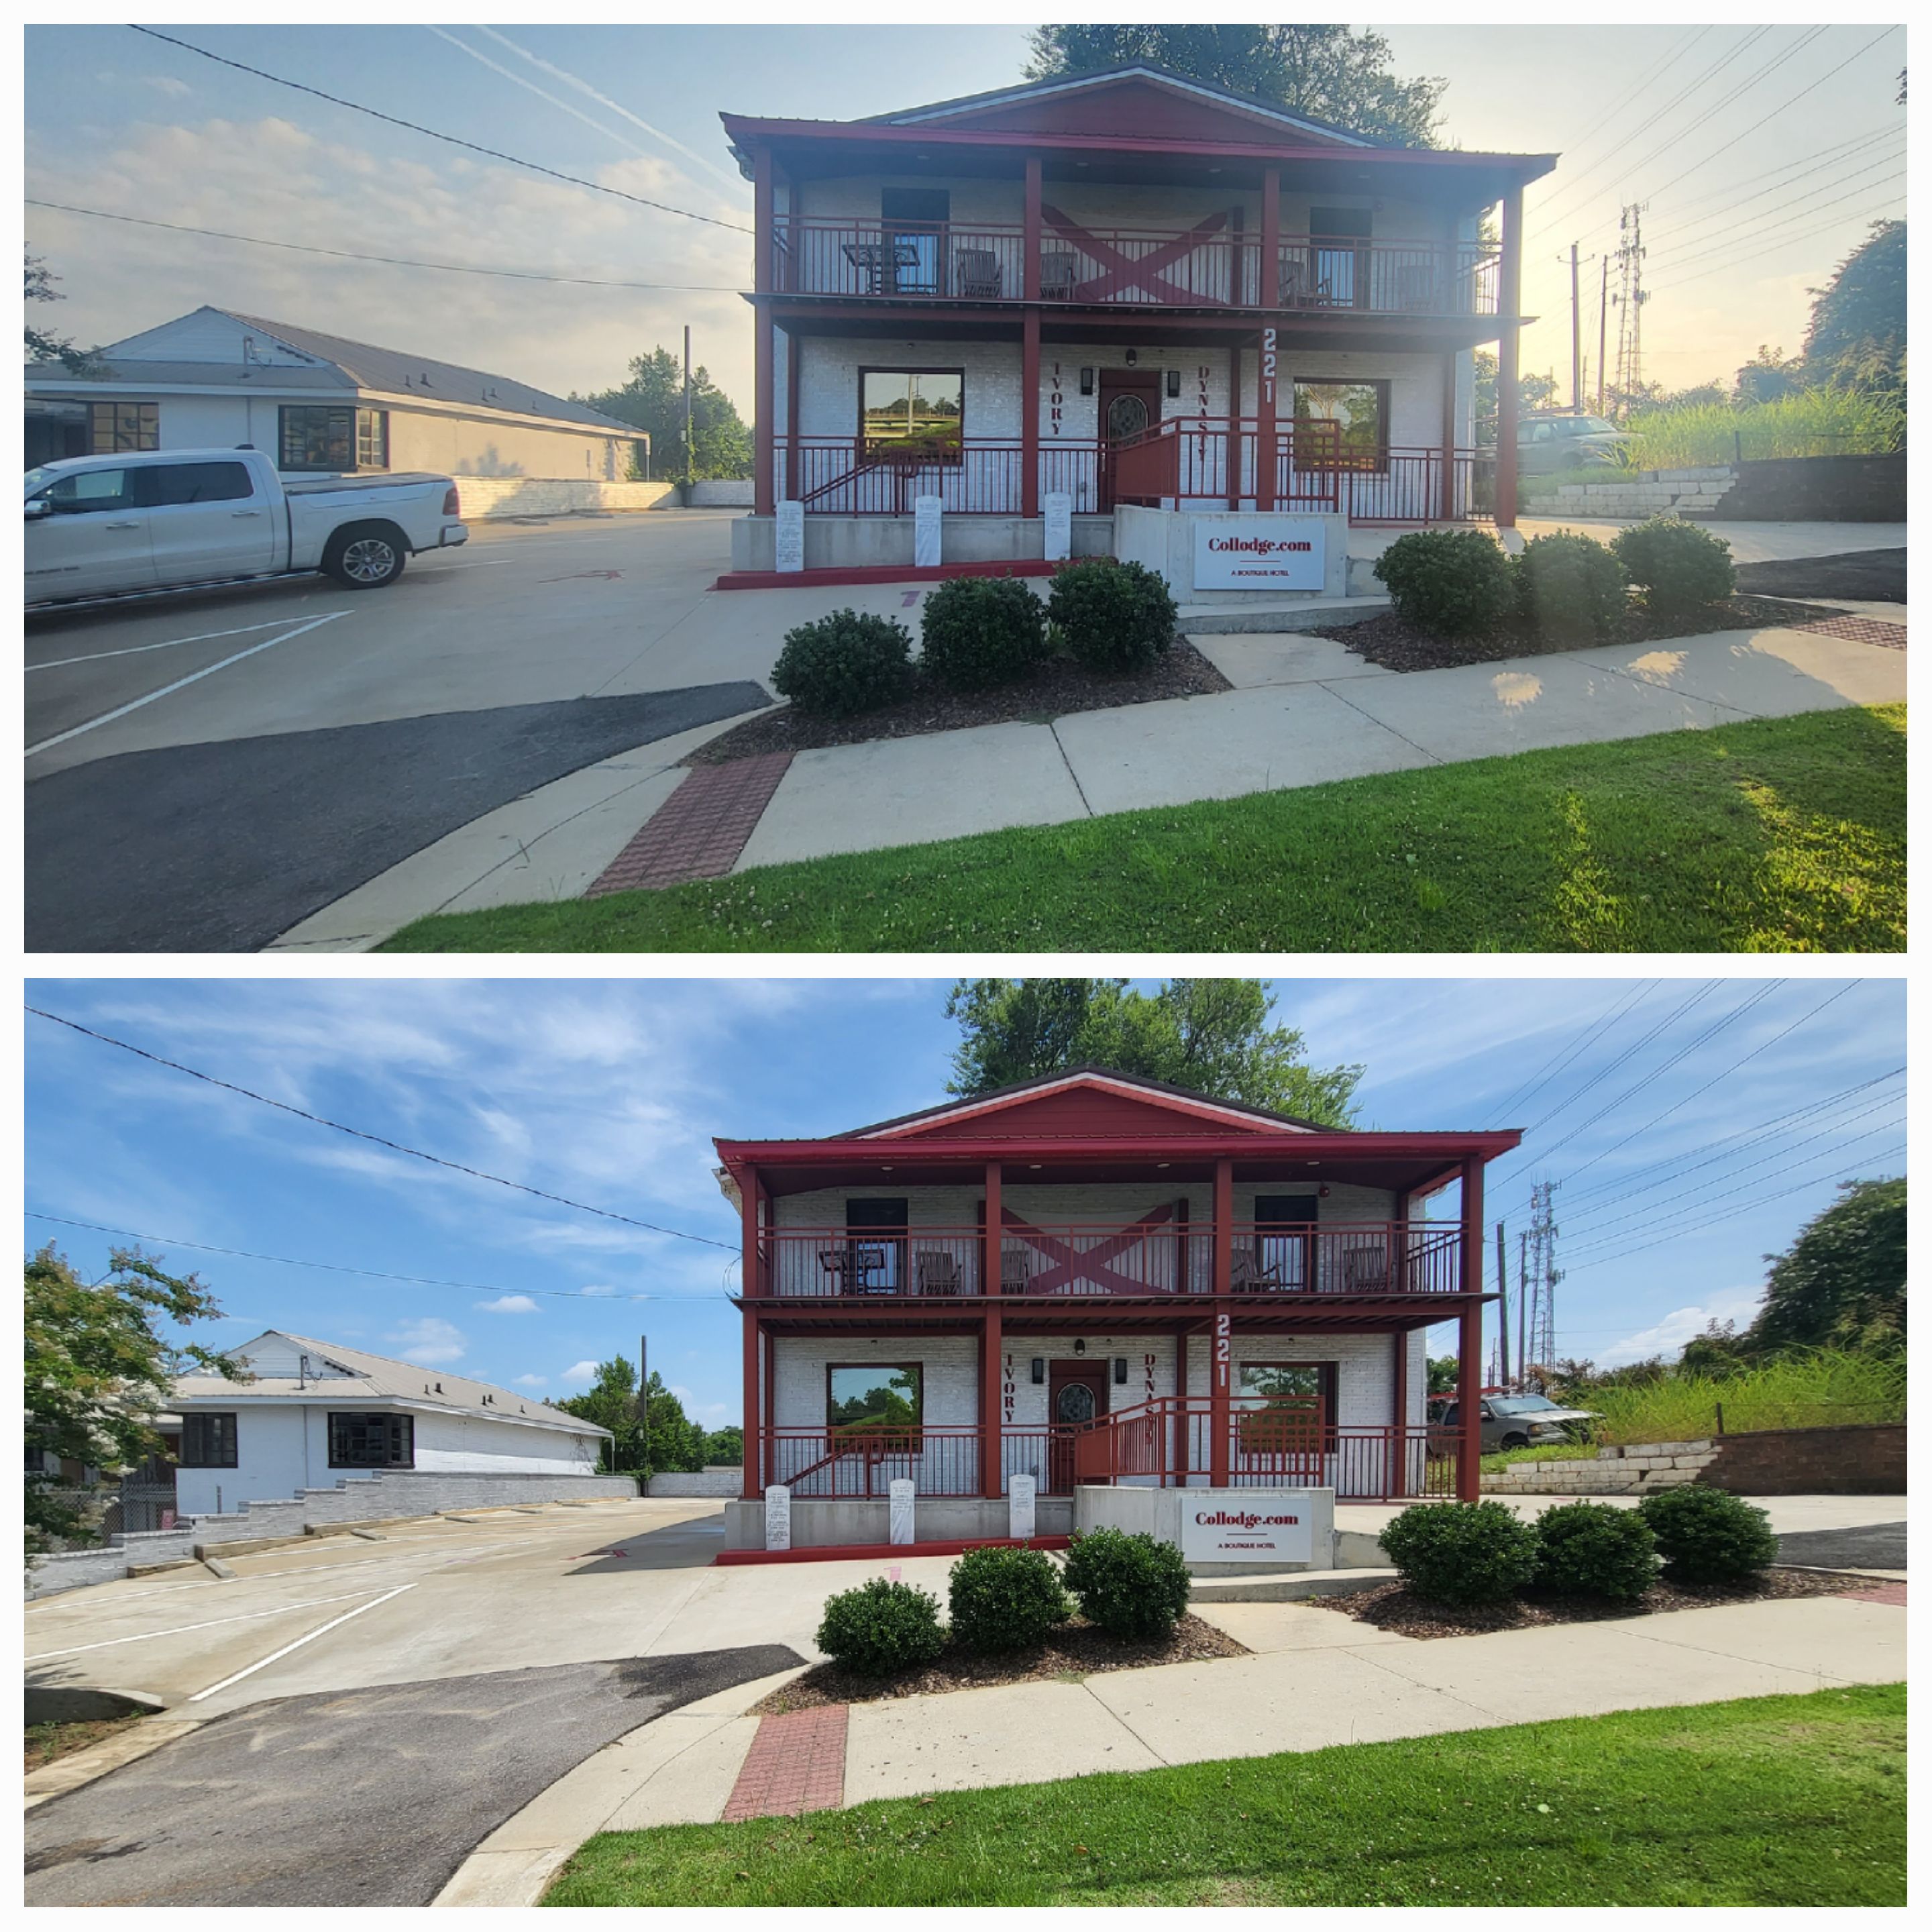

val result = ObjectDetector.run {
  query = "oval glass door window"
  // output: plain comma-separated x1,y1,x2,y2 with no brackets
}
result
1106,394,1150,440
1056,1383,1097,1425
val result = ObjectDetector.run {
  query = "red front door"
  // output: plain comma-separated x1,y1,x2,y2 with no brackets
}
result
1098,370,1162,510
1048,1360,1110,1493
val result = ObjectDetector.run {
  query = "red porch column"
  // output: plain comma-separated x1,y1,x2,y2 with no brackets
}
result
1211,1157,1233,1485
739,1167,762,1499
753,146,776,519
1494,185,1523,531
1388,1330,1409,1500
1022,309,1041,521
1456,1155,1486,1501
1257,166,1280,513
982,1159,1004,1497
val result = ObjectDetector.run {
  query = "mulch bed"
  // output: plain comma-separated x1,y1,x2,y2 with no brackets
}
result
1315,594,1848,673
1308,1565,1858,1641
686,643,1231,765
752,1613,1247,1711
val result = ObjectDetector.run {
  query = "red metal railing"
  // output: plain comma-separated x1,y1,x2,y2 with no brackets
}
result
769,216,1501,316
1322,447,1497,523
751,1221,1464,1299
753,1424,1075,1496
777,439,1103,515
1075,1395,1461,1499
1111,417,1342,509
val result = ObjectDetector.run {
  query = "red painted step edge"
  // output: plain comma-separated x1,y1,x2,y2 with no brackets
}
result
715,1533,1072,1566
714,559,1060,592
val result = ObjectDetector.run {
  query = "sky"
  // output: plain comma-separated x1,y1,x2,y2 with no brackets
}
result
23,976,1904,1426
23,17,1905,413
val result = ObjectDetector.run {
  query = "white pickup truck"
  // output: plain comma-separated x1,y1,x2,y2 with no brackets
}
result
24,447,468,606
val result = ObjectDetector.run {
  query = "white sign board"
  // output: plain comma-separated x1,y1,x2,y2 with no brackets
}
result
774,500,804,574
913,495,943,568
1008,1472,1037,1541
1179,1492,1316,1564
1042,491,1073,562
888,1478,916,1546
1193,516,1325,592
763,1483,791,1552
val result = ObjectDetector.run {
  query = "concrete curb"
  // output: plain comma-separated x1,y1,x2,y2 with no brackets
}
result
25,1717,205,1811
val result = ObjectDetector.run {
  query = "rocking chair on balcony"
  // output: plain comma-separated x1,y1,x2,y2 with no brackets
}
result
914,1249,963,1296
954,249,1004,299
1277,259,1332,307
1230,1251,1285,1294
1038,252,1078,301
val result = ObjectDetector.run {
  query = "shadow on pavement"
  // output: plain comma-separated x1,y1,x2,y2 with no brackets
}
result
569,1509,727,1575
1777,1521,1906,1572
1733,549,1906,604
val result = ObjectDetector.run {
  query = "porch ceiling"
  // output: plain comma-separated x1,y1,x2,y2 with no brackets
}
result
737,1293,1489,1335
743,1155,1480,1198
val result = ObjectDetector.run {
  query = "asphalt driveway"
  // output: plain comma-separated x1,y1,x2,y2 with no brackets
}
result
24,1643,804,1907
1776,1520,1906,1572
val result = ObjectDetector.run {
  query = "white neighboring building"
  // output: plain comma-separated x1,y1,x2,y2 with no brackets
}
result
168,1330,611,1517
24,305,645,482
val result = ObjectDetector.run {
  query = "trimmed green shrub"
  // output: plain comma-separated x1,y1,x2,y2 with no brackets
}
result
1046,557,1177,673
1532,1501,1660,1601
1635,1485,1779,1585
947,1544,1073,1653
918,576,1049,691
1062,1527,1191,1639
1373,529,1516,636
770,609,914,717
1378,1500,1542,1605
1610,516,1737,619
1513,531,1629,639
814,1577,946,1676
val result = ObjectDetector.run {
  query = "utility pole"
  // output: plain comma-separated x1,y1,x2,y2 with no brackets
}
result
1610,204,1648,415
637,1336,648,1426
1521,1182,1560,1384
1517,1230,1529,1385
1596,255,1609,416
682,325,694,485
1569,243,1582,415
1494,1220,1511,1391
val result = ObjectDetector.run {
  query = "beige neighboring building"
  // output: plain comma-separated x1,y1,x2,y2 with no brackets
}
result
25,307,653,508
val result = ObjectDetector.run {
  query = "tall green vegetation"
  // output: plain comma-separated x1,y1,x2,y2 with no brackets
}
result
1620,388,1904,470
580,345,753,481
1752,1176,1905,1354
553,1359,715,1476
945,978,1363,1125
1579,1349,1905,1446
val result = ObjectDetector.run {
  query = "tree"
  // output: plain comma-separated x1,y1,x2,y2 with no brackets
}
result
700,1424,743,1468
554,1360,709,1475
580,347,753,481
1518,369,1561,413
1026,24,1444,148
1803,220,1906,391
25,1245,239,1554
1677,1318,1751,1378
1734,344,1807,404
25,253,104,374
1426,1354,1461,1397
944,978,1363,1126
1748,1177,1905,1354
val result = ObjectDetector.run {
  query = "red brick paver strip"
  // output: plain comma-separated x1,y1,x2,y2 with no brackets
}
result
1836,1580,1906,1606
1794,614,1907,649
586,751,792,896
722,1704,849,1821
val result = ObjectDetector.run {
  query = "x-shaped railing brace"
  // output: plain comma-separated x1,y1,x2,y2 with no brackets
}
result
1042,205,1232,306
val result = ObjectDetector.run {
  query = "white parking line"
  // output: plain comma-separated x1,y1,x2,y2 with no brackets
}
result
26,614,347,674
26,1586,393,1660
25,608,352,758
189,1585,416,1703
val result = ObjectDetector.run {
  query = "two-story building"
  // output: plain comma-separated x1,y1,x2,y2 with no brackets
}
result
717,1068,1518,1552
720,63,1553,584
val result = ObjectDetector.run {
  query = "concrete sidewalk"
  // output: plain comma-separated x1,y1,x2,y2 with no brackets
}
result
436,1585,1904,1905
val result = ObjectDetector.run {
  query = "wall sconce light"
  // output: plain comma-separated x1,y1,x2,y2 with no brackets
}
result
1073,1338,1087,1356
1320,1184,1331,1197
1113,1357,1128,1385
1124,347,1138,367
1165,368,1182,398
1030,1358,1045,1385
1079,368,1094,396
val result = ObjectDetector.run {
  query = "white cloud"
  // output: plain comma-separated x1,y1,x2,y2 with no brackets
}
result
513,1374,550,1387
556,1360,602,1388
1595,1285,1766,1368
142,75,192,97
386,1316,467,1366
474,1293,539,1314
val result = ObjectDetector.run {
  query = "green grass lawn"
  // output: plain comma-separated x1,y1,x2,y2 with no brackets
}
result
388,704,1904,954
543,1684,1904,1908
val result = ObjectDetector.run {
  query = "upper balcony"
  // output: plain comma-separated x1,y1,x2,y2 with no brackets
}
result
748,1220,1464,1301
769,216,1500,317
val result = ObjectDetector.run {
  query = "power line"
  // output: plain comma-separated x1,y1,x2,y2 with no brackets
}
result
1649,123,1896,224
25,200,748,293
1644,129,1902,249
1513,983,1717,1142
1649,152,1908,264
24,1212,731,1302
1531,26,1711,180
1648,195,1904,293
1646,171,1907,282
125,25,753,234
24,1007,739,1252
1487,981,1656,1124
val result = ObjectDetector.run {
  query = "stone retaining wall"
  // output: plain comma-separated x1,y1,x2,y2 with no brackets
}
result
1483,1440,1715,1495
25,1470,637,1597
646,1467,745,1497
1546,466,1735,520
453,477,678,519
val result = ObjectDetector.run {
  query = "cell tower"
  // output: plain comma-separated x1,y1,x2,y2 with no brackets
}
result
1610,203,1649,410
1519,1181,1560,1384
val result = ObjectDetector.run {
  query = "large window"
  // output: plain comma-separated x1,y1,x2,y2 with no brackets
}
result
180,1413,238,1467
1237,1361,1338,1455
328,1411,415,1468
280,406,390,473
90,400,158,453
1291,378,1389,471
859,368,963,461
826,1364,922,1434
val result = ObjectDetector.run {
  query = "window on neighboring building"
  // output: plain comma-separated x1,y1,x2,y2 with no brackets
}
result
89,400,158,453
859,368,963,460
826,1364,922,1439
180,1413,239,1467
1291,378,1389,470
328,1412,415,1468
279,406,390,473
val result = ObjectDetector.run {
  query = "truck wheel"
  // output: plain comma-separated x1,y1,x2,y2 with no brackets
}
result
325,523,409,589
1500,1432,1529,1450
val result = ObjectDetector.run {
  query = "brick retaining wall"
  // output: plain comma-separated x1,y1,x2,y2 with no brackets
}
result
1701,1421,1904,1495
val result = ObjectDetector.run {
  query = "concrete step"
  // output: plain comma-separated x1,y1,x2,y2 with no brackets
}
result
1190,1564,1397,1604
1179,593,1387,635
